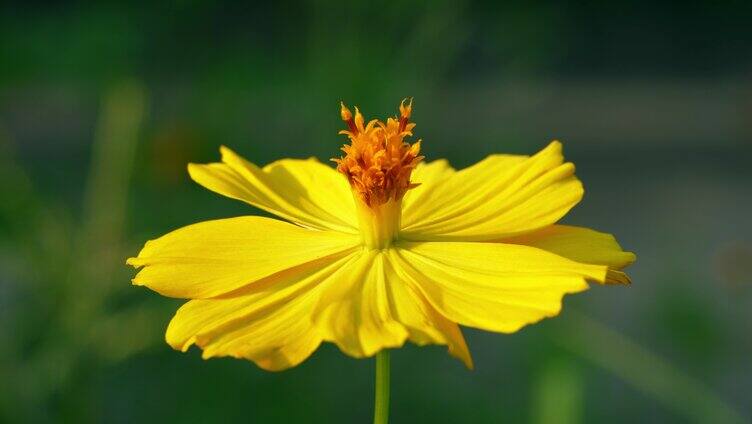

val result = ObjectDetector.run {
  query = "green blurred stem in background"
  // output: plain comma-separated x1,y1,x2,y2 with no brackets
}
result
555,311,746,424
374,350,391,424
0,80,159,421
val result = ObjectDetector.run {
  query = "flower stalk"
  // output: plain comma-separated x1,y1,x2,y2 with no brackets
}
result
374,350,391,424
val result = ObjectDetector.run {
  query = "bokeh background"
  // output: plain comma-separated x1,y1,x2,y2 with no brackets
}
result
1,1,751,422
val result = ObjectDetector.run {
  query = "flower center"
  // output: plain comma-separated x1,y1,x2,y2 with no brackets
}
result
333,99,423,249
354,197,402,249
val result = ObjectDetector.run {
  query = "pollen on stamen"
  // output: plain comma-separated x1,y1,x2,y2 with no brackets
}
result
333,100,424,207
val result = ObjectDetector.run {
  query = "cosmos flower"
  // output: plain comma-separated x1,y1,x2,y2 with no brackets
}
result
127,99,635,372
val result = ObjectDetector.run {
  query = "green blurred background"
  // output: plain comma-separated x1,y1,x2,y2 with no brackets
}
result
1,1,751,422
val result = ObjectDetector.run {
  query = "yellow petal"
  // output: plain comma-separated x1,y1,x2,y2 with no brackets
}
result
188,146,357,232
127,216,359,298
382,254,473,368
390,240,607,333
401,159,456,215
166,254,359,371
502,225,636,273
401,141,583,241
313,251,410,358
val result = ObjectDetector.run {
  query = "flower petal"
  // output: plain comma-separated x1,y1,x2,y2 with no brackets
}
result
501,224,636,273
390,240,607,333
166,254,359,371
313,251,410,358
382,254,473,368
401,141,583,241
401,159,456,214
188,146,357,232
127,216,359,298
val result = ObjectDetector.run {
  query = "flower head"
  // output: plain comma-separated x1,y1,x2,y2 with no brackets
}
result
128,99,635,371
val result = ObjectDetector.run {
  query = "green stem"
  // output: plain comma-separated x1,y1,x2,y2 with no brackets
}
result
373,350,390,424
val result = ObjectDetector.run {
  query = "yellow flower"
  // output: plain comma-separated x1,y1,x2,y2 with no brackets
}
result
127,99,635,371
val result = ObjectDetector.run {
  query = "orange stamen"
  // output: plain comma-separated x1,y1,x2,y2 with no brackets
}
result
333,99,423,207
398,98,412,133
340,102,358,135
